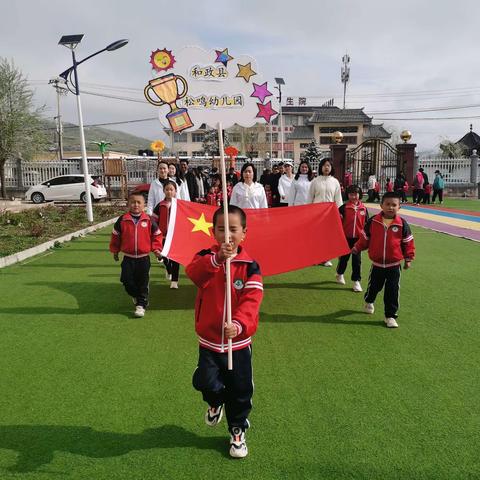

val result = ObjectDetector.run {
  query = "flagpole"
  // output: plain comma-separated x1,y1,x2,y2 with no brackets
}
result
217,122,233,370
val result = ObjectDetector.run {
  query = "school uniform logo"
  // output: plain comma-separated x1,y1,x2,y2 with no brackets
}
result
233,279,244,290
141,221,148,228
392,226,399,232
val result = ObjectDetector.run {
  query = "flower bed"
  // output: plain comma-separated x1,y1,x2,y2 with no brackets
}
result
0,204,125,257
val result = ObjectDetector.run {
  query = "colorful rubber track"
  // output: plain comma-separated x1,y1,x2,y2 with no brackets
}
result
367,204,480,242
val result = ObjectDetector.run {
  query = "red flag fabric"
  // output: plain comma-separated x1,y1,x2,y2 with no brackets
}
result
161,199,350,276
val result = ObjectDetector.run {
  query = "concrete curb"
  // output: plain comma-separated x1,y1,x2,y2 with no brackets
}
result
0,217,117,269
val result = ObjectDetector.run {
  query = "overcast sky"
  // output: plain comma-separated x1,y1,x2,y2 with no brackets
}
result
3,0,480,153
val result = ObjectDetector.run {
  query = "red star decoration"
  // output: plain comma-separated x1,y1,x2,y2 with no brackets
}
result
256,101,278,123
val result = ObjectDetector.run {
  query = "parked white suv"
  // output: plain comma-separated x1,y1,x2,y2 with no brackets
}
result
25,174,107,204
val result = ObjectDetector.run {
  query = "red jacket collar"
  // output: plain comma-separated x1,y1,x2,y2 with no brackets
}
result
210,244,254,263
373,212,403,226
345,201,365,209
124,212,150,222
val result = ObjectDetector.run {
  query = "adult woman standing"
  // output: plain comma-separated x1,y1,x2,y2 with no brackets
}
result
288,161,313,206
168,163,191,201
147,160,170,215
230,162,268,209
278,161,295,207
432,170,445,204
308,158,343,267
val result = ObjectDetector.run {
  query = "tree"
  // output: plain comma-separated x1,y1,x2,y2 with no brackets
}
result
303,140,321,163
202,129,230,157
0,58,46,198
439,140,467,159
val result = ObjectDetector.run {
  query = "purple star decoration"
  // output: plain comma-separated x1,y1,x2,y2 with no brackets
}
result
250,82,273,103
215,48,233,67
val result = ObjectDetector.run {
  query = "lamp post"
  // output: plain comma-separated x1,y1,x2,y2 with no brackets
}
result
58,35,128,222
275,77,285,161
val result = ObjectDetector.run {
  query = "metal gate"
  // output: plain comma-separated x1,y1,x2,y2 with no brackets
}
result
347,140,402,192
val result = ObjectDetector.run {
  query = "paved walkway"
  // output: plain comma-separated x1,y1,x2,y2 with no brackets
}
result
367,204,480,242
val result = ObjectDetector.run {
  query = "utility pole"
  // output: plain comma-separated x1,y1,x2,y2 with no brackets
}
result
49,77,68,159
341,53,350,110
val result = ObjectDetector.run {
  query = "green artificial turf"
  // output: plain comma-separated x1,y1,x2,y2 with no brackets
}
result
433,198,479,212
0,226,479,479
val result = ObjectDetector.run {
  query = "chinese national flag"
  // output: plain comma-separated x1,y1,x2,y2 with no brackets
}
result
161,199,350,276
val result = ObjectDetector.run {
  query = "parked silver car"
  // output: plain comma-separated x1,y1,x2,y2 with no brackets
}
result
25,174,107,204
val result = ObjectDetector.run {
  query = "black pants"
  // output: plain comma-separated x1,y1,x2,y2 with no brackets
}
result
193,346,253,431
336,238,361,281
422,192,431,204
364,265,401,318
395,189,407,203
120,256,150,307
163,258,179,282
432,189,443,203
367,189,379,202
413,189,424,204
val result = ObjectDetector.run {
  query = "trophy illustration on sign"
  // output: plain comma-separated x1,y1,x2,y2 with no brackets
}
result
144,73,194,133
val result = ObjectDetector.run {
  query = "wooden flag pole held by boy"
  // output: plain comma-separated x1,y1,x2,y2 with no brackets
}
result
217,122,233,370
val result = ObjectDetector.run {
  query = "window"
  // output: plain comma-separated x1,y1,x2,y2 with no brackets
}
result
284,151,294,159
230,133,242,143
266,133,278,142
247,151,259,158
70,176,85,183
174,132,187,142
192,151,204,156
44,176,70,186
192,133,204,143
300,143,310,149
177,151,188,156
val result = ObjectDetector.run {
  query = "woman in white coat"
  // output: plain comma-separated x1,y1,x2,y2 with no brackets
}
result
168,163,190,201
278,161,295,207
146,160,170,215
230,163,268,209
288,161,314,206
308,158,343,266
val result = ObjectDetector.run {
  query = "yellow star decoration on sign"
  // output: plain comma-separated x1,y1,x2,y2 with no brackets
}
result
236,62,257,82
188,213,213,236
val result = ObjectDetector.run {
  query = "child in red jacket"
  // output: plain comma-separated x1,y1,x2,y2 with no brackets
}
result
152,181,180,289
186,205,263,459
109,193,162,317
352,192,415,328
336,185,369,292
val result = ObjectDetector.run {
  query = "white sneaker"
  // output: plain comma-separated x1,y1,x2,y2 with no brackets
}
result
384,317,399,328
229,427,248,458
322,261,333,267
205,405,223,427
170,281,178,289
134,305,145,317
352,281,363,292
364,303,375,314
335,274,346,285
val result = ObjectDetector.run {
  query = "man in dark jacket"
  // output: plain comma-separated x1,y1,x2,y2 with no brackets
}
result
179,159,199,201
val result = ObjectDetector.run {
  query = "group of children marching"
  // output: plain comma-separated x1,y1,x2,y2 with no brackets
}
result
108,178,415,459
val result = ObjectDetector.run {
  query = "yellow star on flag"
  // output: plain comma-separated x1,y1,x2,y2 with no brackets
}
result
188,213,213,236
236,62,257,82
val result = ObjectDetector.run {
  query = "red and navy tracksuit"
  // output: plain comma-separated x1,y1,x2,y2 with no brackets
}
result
186,245,263,432
337,201,369,281
353,213,415,318
153,200,179,282
109,212,163,307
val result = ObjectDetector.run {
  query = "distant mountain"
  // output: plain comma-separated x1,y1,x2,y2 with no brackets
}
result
40,118,155,155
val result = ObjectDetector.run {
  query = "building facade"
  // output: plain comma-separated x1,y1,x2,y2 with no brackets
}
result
168,102,391,162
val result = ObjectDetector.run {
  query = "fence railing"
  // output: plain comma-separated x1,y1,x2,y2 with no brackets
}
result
418,157,478,184
3,156,322,191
